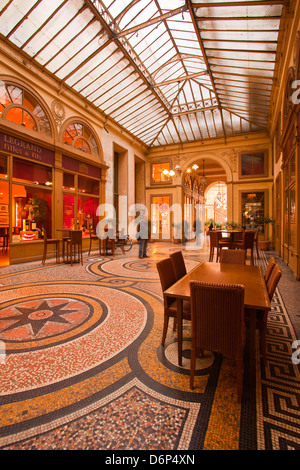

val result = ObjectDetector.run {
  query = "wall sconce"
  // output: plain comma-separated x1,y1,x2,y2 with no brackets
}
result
163,166,181,177
186,163,199,174
174,165,182,175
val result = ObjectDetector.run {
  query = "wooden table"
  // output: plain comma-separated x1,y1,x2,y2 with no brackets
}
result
219,229,243,247
164,262,270,382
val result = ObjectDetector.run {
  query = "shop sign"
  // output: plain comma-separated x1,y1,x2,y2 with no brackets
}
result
0,133,55,165
63,155,101,178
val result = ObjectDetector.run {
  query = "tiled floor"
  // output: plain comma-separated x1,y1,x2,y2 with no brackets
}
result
0,237,299,450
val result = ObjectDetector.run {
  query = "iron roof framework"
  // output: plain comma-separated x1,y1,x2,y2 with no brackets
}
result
0,0,285,148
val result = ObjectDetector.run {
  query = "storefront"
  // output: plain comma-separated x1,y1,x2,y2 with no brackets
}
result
0,131,106,264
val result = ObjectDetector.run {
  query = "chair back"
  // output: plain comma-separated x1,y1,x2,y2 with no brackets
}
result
0,227,7,237
156,258,178,308
220,249,246,265
264,257,276,284
232,230,243,242
209,231,219,248
190,281,245,359
42,229,48,242
70,230,82,244
266,264,282,301
243,230,255,248
170,251,187,280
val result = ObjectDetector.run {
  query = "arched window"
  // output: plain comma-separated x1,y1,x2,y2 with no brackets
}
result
0,81,52,136
63,122,99,158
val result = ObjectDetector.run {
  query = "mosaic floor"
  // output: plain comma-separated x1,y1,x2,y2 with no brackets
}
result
0,239,299,450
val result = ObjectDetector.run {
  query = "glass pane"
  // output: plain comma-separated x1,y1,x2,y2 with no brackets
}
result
63,193,74,230
77,195,99,233
0,181,9,242
152,163,170,183
63,173,75,191
6,107,37,131
74,137,91,154
241,192,265,231
290,153,295,181
284,189,289,244
241,152,265,177
151,196,170,240
0,155,7,177
13,186,52,241
63,123,99,158
289,185,296,248
13,158,52,186
78,175,99,195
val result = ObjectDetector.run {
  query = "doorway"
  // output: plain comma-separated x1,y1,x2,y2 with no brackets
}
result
151,195,171,241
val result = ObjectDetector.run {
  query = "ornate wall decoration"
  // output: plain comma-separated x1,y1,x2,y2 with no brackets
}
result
51,100,65,127
222,148,238,173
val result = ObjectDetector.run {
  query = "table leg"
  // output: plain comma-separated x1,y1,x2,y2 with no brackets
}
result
177,298,183,366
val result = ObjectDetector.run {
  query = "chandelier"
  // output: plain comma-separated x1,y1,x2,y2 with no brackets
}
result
200,159,207,186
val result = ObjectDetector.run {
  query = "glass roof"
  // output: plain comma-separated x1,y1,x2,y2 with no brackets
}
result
0,0,284,148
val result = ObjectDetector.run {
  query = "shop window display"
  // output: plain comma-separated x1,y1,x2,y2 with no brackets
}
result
12,158,52,241
63,172,99,234
13,187,52,242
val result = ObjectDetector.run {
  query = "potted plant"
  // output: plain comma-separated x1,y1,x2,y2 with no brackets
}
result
227,221,240,229
256,215,274,251
24,195,48,232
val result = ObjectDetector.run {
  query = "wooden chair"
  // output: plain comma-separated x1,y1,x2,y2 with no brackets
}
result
170,251,187,280
42,230,60,265
88,228,100,256
101,237,115,256
58,229,71,262
156,258,191,346
232,230,255,265
254,228,260,260
66,230,83,266
100,229,115,256
245,264,282,365
190,281,245,402
208,231,220,262
232,230,244,243
220,248,246,265
264,257,276,284
216,232,231,259
267,264,282,301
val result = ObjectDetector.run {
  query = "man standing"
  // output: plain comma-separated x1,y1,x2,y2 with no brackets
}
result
138,215,151,259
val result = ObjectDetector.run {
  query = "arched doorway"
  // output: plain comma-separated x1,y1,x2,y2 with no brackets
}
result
182,158,229,231
205,182,227,228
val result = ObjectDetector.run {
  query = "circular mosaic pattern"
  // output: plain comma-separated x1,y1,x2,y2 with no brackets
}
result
0,283,149,392
89,257,159,281
0,294,105,352
164,340,214,371
88,257,200,282
124,259,157,273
